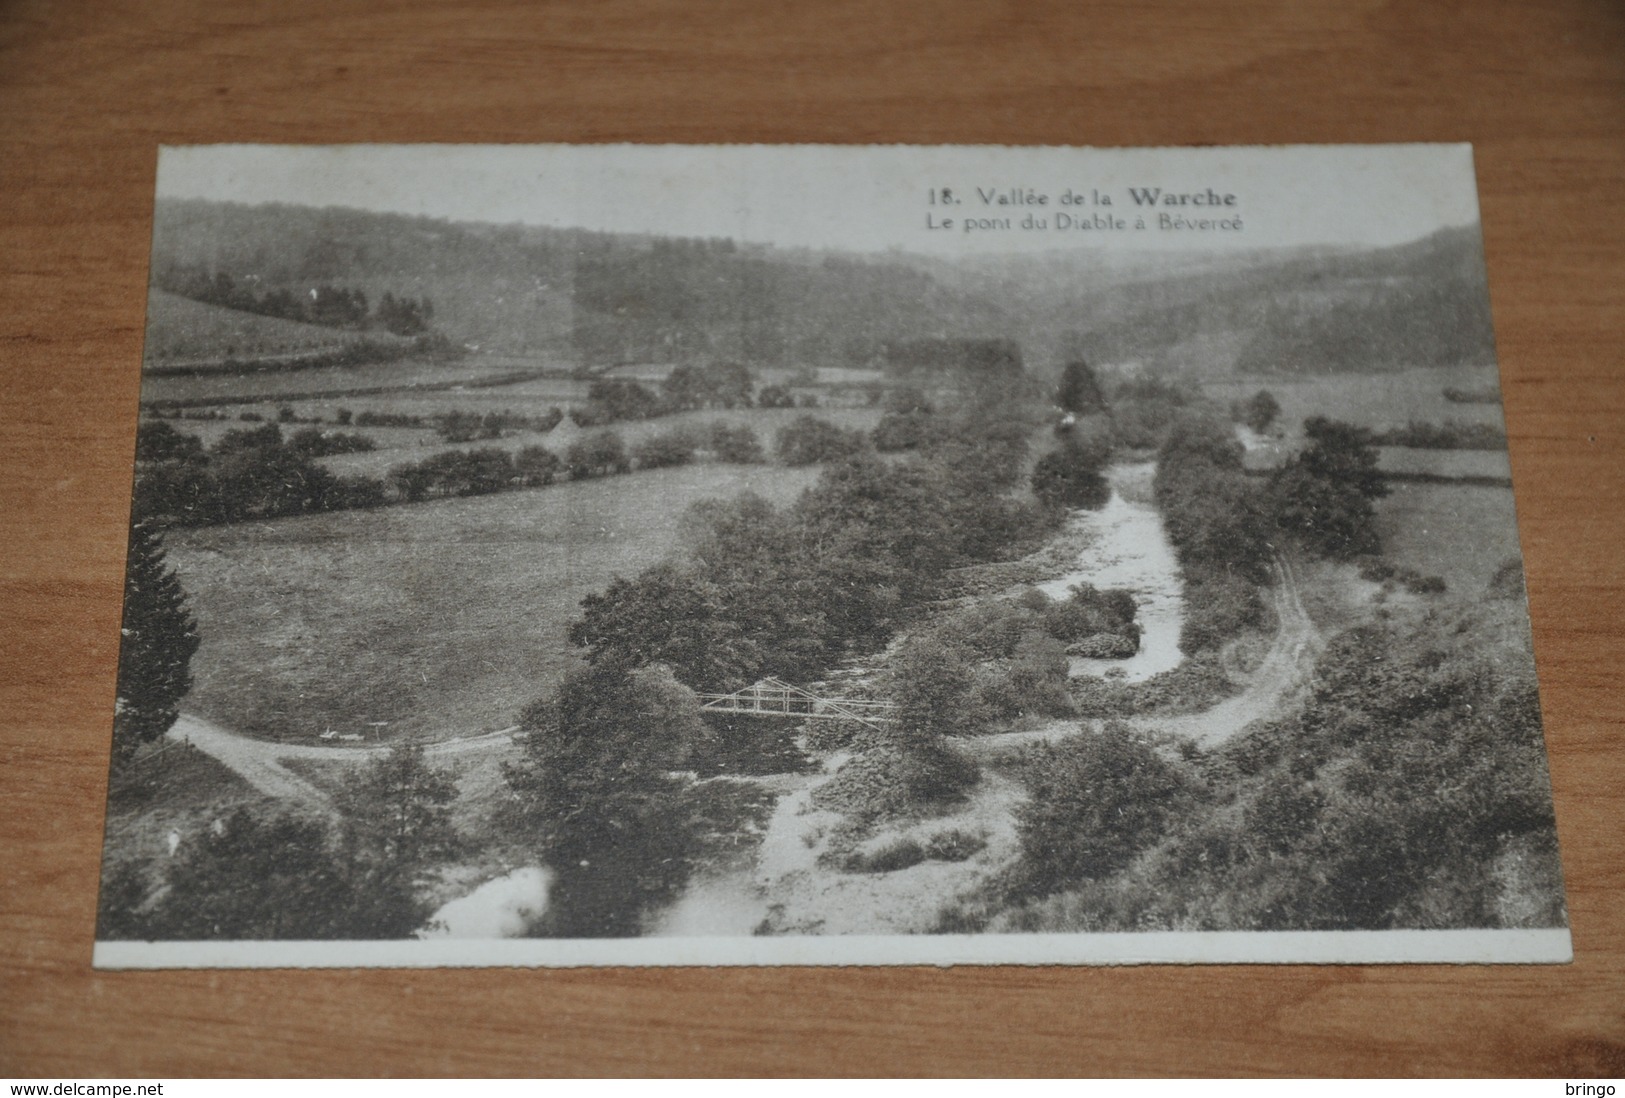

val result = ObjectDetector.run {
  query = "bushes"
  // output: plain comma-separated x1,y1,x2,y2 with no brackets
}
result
1044,584,1139,648
1031,435,1112,510
1109,376,1193,449
935,585,1138,664
1152,413,1277,656
872,410,949,452
1267,417,1388,561
355,410,426,428
829,828,987,874
515,446,562,487
1011,722,1203,899
775,415,869,465
391,448,515,498
1071,656,1236,719
756,384,795,409
974,631,1076,721
633,429,698,470
286,427,376,458
1179,571,1268,655
566,431,631,479
706,422,764,464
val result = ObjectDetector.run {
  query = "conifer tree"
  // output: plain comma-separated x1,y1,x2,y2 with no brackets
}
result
112,522,200,766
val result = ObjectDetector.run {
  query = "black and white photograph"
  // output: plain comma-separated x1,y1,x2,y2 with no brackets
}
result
94,143,1570,967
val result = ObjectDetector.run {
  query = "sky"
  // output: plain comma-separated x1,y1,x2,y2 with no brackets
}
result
155,143,1483,256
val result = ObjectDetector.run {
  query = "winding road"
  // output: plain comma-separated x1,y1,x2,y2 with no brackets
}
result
165,714,520,810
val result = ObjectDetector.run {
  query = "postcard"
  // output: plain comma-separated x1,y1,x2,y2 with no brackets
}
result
94,143,1570,967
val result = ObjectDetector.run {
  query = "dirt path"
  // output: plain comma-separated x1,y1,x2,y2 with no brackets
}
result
1151,556,1318,747
956,555,1319,758
165,714,519,810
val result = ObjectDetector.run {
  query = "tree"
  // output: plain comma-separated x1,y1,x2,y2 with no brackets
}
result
334,744,462,937
756,384,794,409
144,809,361,939
1241,389,1281,433
134,420,204,464
569,563,760,692
890,633,980,743
112,523,201,767
1295,416,1388,500
680,493,837,683
633,429,698,470
1056,360,1106,416
565,431,631,479
794,454,962,602
1015,722,1200,897
775,415,867,465
884,634,982,802
515,445,562,487
1031,443,1110,511
707,422,764,464
1270,416,1388,560
503,663,707,936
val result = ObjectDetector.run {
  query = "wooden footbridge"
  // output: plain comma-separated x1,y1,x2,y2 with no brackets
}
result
695,677,896,729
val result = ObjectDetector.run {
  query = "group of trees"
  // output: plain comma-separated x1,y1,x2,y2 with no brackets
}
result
133,421,380,527
130,414,777,528
157,266,436,337
996,591,1562,933
1032,427,1113,511
501,665,709,936
569,363,760,428
775,415,869,466
101,745,461,940
1231,389,1281,434
534,411,1057,925
1268,416,1390,560
1153,410,1393,653
569,410,1050,698
436,407,563,443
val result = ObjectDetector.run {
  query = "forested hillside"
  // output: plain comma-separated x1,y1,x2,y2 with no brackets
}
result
151,198,1496,376
957,226,1496,373
150,199,1018,365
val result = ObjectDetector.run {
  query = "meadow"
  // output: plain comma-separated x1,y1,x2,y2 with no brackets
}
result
138,355,556,405
1204,364,1508,438
141,289,384,363
165,462,823,744
1376,447,1512,481
1375,481,1524,594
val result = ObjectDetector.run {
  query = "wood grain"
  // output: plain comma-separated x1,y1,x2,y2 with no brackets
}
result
2,0,1622,1077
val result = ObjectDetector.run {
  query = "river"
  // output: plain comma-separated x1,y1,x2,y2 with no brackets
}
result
1038,460,1186,683
418,866,552,938
650,465,1189,935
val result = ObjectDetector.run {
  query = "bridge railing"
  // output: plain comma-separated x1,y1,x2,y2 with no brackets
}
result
694,678,897,725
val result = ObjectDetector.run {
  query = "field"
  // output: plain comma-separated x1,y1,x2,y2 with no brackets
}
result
139,355,558,405
165,462,823,744
1376,481,1525,594
1376,447,1512,481
1204,364,1508,439
142,289,391,363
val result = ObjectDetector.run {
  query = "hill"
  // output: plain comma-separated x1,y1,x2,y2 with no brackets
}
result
148,198,1497,378
150,199,1019,366
142,289,399,366
954,226,1496,374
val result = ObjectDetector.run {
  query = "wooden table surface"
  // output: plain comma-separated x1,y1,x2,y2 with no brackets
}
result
3,0,1623,1078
